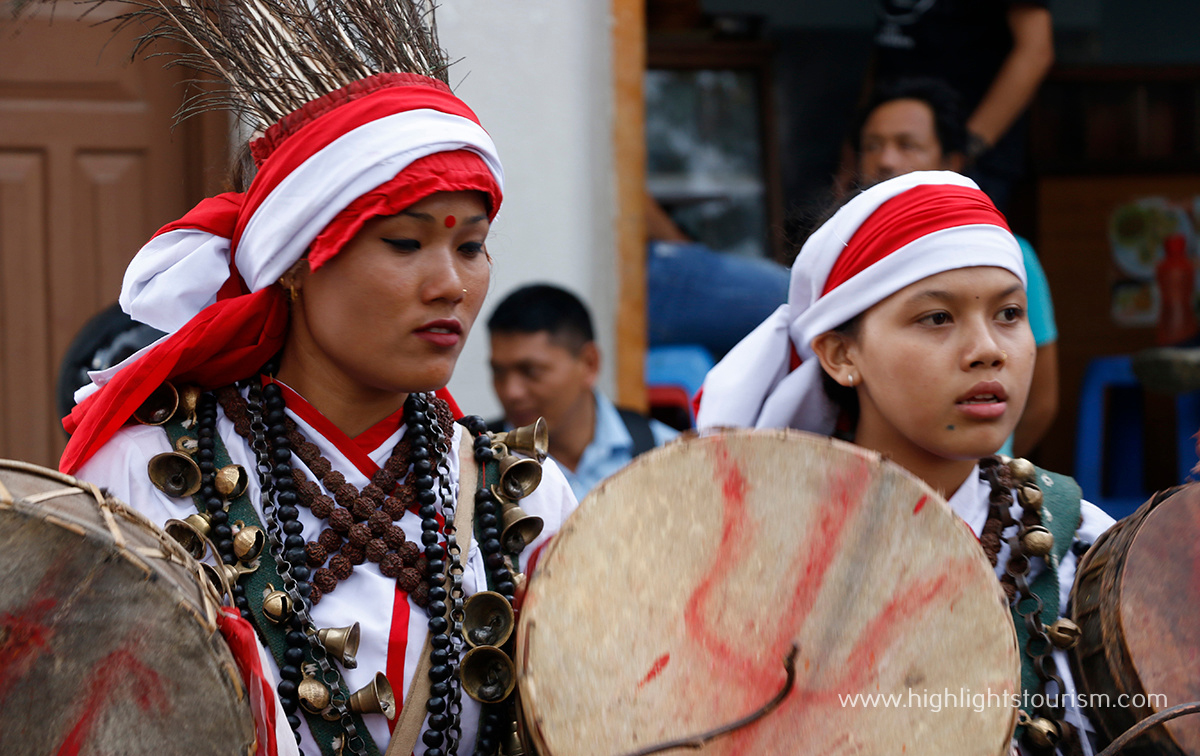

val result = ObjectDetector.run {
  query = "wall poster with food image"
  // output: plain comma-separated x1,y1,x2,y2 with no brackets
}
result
1107,196,1200,343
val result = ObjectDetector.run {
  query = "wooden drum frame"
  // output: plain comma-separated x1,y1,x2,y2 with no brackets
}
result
1070,483,1200,756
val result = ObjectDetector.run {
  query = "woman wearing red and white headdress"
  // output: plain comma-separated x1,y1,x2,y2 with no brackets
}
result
60,6,577,753
697,171,1113,756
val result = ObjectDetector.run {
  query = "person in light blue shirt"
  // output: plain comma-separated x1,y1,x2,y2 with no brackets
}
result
488,284,678,501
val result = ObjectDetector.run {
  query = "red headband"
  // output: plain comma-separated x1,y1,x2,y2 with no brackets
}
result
822,184,1010,296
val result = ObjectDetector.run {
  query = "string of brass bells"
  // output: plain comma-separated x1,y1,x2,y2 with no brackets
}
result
981,455,1084,755
142,380,396,725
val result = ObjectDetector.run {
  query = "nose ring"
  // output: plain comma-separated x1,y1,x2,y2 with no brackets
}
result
1000,351,1008,361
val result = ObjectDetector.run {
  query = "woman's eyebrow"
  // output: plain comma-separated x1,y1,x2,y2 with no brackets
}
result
907,283,1024,305
399,209,435,221
907,289,955,304
394,210,489,225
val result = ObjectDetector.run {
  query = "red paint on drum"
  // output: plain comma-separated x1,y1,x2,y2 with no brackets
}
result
841,562,967,688
0,597,56,696
56,648,170,756
638,653,671,689
683,439,756,673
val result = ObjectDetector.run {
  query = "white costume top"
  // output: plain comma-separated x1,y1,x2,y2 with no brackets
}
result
948,466,1115,756
77,389,578,755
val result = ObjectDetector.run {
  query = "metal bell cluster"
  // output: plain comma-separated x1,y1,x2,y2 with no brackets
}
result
1003,455,1056,558
299,666,396,722
460,591,517,703
147,380,397,724
145,381,248,502
487,418,549,552
295,626,397,722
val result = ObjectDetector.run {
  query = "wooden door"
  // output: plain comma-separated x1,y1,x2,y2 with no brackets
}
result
0,6,227,468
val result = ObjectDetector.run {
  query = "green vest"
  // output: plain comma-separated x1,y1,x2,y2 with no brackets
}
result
1011,466,1082,704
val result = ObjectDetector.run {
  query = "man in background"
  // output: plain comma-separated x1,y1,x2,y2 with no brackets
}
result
855,77,1059,456
488,284,677,500
871,0,1054,212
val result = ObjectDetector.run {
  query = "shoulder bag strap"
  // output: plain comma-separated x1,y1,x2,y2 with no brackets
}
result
616,408,656,458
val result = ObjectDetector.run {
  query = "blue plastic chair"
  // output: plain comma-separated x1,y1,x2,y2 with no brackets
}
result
1074,355,1200,521
645,344,716,428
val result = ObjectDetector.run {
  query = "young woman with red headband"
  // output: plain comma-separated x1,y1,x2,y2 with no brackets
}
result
697,171,1113,756
63,74,577,756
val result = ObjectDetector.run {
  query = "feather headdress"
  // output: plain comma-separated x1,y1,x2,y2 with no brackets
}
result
34,0,450,130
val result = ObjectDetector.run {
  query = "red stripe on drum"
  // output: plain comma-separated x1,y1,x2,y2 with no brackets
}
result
638,653,671,690
56,647,170,756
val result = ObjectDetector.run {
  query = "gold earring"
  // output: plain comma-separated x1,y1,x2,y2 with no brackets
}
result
286,283,298,302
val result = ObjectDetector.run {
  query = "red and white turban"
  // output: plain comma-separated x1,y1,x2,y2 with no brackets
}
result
61,73,503,474
695,171,1024,434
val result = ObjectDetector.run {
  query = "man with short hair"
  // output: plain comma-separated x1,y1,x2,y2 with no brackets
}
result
855,77,1059,457
488,284,677,500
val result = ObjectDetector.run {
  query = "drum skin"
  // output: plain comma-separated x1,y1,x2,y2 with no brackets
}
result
517,430,1019,756
0,460,255,756
1070,483,1200,756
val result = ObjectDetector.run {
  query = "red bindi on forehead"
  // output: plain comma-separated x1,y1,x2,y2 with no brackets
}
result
444,215,457,228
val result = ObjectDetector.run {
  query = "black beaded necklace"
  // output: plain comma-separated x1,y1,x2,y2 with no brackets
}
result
422,413,516,756
202,379,517,756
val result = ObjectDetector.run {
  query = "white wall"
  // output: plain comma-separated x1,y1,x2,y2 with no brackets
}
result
437,2,618,420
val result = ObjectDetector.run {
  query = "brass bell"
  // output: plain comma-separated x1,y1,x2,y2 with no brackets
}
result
501,719,526,756
461,645,516,703
1045,618,1082,650
175,436,199,454
134,381,180,425
148,452,202,498
201,561,249,598
262,584,295,624
1021,525,1055,558
348,672,396,720
1018,484,1044,509
215,465,249,500
298,673,332,715
1022,716,1062,751
1008,457,1037,484
500,501,544,553
178,384,203,425
463,591,515,648
495,454,542,501
165,513,213,560
490,418,549,462
232,523,265,563
316,623,361,669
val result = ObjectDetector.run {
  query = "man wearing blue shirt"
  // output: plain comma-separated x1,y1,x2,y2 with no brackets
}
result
488,284,678,501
